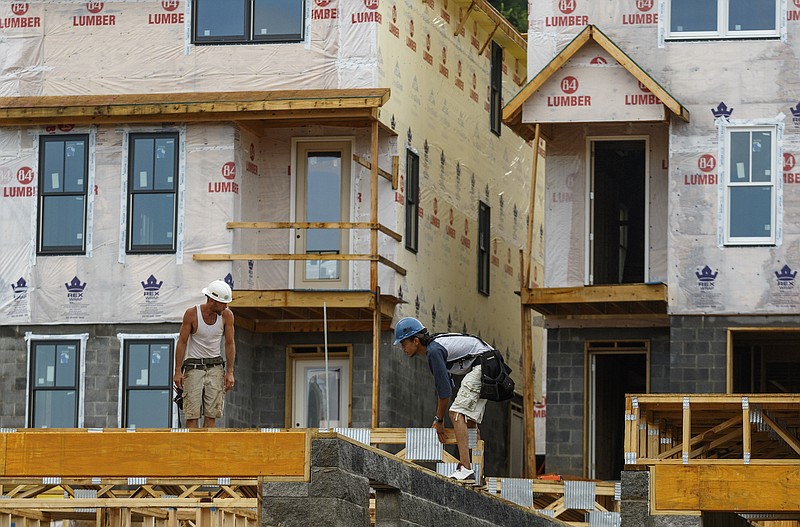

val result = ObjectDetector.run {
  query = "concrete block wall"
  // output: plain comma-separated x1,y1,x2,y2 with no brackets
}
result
0,323,182,429
262,436,563,527
545,326,671,476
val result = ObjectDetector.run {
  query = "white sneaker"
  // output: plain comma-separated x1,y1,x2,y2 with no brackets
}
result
448,464,475,481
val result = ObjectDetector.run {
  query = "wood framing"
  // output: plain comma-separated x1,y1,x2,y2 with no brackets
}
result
0,89,390,126
502,25,690,141
521,283,668,319
226,290,399,334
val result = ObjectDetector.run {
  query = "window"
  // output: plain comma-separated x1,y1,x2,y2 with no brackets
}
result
193,0,305,44
128,133,179,253
666,0,779,40
478,201,490,295
38,135,89,255
405,149,420,253
29,340,80,427
490,42,503,136
724,126,777,245
122,339,175,428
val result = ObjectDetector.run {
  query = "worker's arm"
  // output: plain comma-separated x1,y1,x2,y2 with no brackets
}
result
173,307,195,390
222,308,236,392
433,397,450,443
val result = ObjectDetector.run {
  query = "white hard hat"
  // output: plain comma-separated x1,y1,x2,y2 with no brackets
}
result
202,280,233,303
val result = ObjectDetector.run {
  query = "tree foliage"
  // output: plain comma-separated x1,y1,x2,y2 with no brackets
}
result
489,0,528,34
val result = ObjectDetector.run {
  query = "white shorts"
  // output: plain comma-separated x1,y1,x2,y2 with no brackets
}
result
449,365,487,424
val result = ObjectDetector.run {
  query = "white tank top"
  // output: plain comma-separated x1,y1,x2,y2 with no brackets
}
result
186,304,224,359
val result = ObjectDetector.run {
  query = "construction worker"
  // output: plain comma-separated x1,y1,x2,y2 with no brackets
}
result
173,280,236,428
393,316,490,481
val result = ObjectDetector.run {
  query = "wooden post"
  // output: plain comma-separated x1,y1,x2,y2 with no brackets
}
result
522,123,541,478
682,397,691,464
372,286,381,428
369,118,381,428
742,396,751,464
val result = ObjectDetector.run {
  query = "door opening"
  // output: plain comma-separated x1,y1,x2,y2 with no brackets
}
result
590,140,646,285
587,342,647,480
730,330,800,393
294,140,352,289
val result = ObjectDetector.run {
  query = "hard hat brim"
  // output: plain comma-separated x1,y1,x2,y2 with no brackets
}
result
202,287,233,303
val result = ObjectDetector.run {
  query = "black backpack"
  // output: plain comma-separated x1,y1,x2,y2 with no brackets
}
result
431,333,516,402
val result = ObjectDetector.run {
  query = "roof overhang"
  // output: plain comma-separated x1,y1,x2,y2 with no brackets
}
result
0,89,391,128
503,25,689,141
229,290,401,333
449,0,527,61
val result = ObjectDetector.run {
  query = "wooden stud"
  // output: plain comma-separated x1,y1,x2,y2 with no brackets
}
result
477,24,499,56
371,287,381,429
453,1,476,37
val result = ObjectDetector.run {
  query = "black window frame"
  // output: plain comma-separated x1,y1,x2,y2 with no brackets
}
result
490,42,503,137
122,339,175,428
127,132,180,254
37,134,89,256
478,200,490,296
192,0,305,45
405,149,420,253
29,340,80,428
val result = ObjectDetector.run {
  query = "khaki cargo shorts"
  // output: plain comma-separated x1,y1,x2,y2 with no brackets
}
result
450,365,487,424
182,365,225,420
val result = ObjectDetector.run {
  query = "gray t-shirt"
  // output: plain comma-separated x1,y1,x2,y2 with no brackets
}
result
426,334,490,399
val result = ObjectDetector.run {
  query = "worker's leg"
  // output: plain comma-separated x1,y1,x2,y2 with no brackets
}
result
449,365,487,470
449,410,472,467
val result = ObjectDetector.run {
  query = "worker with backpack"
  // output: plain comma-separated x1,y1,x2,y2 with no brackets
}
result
393,317,514,481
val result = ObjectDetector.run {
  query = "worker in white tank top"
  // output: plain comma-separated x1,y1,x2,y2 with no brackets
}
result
174,280,236,428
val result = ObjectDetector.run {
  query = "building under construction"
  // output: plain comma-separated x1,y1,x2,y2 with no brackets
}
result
506,1,800,525
0,0,541,482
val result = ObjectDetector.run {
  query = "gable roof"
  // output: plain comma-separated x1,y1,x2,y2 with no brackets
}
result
503,25,689,140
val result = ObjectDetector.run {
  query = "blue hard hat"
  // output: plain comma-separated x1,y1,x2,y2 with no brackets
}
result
393,317,426,345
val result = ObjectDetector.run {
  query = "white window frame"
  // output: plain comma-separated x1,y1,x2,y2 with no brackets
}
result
117,333,180,428
663,0,783,40
719,122,782,246
25,332,88,428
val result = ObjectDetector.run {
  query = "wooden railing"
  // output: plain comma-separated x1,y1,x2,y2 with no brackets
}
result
193,221,406,276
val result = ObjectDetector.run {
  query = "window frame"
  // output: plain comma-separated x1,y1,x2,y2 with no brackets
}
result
722,124,779,246
126,132,180,254
26,334,87,428
192,0,306,45
478,200,491,296
119,336,177,428
490,42,503,136
405,149,420,253
664,0,781,41
37,134,90,256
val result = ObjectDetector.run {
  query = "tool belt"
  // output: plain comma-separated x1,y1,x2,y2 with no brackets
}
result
182,357,224,371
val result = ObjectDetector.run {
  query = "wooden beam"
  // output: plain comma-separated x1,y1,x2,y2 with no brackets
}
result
225,221,401,242
353,154,396,188
0,89,391,126
193,253,376,261
522,283,668,305
250,319,392,333
654,465,800,512
372,288,381,429
230,290,376,309
370,120,379,292
523,123,541,289
478,23,500,56
0,431,307,479
454,0,477,37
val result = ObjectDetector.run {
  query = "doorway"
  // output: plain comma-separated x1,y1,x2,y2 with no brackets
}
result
294,140,352,289
730,329,800,393
587,342,648,480
291,358,351,428
589,139,647,285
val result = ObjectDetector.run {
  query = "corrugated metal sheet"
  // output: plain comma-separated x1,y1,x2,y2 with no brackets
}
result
564,480,596,510
334,428,371,445
587,511,621,527
500,478,533,508
406,428,442,461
